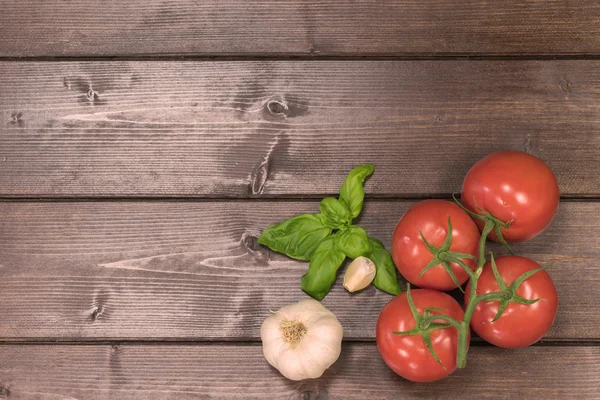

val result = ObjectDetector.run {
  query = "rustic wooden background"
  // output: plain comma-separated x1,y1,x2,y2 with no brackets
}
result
1,1,599,399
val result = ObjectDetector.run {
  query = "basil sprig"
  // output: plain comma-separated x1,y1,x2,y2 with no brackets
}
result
258,164,402,300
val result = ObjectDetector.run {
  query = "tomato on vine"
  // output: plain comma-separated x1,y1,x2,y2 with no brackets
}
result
465,255,558,348
391,200,479,291
376,151,560,380
461,150,559,244
376,287,468,382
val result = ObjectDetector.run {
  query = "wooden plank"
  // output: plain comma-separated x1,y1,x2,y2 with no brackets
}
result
1,60,599,198
0,200,596,340
2,1,600,57
0,344,598,399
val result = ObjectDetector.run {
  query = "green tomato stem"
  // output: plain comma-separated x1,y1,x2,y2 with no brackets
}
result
455,219,496,369
456,321,470,369
477,220,495,270
464,292,504,323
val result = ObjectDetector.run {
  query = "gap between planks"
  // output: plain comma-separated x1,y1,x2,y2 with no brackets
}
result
0,339,599,346
7,55,600,62
1,196,599,202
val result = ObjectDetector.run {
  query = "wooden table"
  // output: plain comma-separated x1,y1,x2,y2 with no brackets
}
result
1,2,599,399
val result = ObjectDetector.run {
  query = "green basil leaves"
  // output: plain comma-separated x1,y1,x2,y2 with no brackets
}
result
336,226,370,259
301,236,346,300
367,238,402,295
339,164,375,219
320,197,352,230
257,214,331,261
259,164,402,300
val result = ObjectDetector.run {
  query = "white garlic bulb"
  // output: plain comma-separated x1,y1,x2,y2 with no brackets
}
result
260,298,343,381
343,256,376,292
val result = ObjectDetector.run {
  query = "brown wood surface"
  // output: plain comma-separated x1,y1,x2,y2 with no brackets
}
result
2,1,600,57
0,200,596,341
2,2,599,395
0,344,598,399
1,60,599,198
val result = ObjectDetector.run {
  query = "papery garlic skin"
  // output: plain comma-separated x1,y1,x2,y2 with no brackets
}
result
343,256,376,292
261,299,343,381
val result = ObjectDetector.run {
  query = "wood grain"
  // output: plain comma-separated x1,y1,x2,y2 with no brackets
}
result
1,60,599,198
2,1,600,57
0,343,598,399
0,200,596,341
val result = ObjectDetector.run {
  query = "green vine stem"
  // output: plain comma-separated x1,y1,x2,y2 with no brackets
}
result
453,219,500,368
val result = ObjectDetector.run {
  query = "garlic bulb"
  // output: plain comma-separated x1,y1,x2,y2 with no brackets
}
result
260,299,343,381
343,256,376,292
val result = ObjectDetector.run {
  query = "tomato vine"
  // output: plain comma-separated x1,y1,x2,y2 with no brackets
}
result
395,199,550,369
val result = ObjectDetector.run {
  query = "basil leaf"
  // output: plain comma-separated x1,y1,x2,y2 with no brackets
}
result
339,164,375,220
301,236,346,300
367,238,402,295
335,226,371,259
258,214,332,261
320,197,352,230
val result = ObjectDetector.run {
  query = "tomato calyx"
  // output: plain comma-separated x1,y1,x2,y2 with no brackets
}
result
392,284,457,368
483,253,549,323
418,216,477,293
452,194,515,255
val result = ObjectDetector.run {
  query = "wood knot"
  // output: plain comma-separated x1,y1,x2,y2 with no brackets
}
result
250,158,270,195
242,232,268,261
523,133,540,157
243,234,260,252
9,112,23,126
302,390,321,400
86,88,100,102
90,305,104,321
263,98,308,119
266,100,288,116
9,112,22,123
559,77,572,97
0,386,9,398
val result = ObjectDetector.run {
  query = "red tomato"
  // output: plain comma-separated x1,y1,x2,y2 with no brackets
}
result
462,150,559,242
465,256,558,348
391,200,480,291
376,289,467,382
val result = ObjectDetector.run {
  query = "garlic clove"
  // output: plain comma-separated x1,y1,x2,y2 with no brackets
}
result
308,320,344,344
343,256,376,292
277,349,308,381
297,338,335,379
262,336,286,371
305,329,342,365
261,313,282,341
